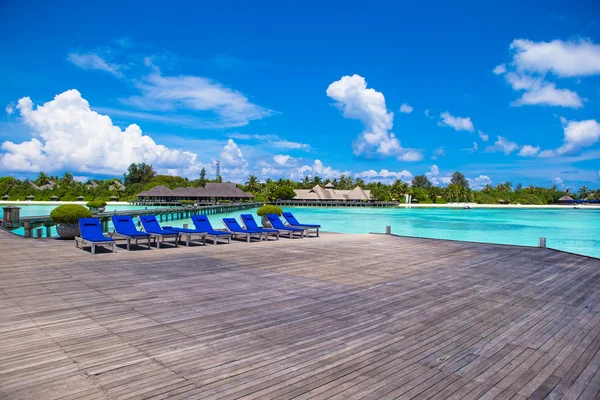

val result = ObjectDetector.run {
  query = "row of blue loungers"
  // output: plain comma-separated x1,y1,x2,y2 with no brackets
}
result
75,213,321,254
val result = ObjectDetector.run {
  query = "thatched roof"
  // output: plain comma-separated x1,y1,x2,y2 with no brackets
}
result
50,195,59,200
324,182,334,189
77,195,84,200
136,183,253,199
26,194,35,199
558,195,574,202
2,194,9,199
293,185,372,201
137,185,173,197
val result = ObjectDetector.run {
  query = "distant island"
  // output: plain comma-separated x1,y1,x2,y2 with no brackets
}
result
0,162,598,205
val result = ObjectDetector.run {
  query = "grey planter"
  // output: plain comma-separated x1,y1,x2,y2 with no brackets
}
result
56,223,80,240
261,215,272,228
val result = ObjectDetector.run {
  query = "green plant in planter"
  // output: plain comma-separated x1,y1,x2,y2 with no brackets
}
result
257,205,283,216
86,200,107,208
180,200,195,206
50,204,92,224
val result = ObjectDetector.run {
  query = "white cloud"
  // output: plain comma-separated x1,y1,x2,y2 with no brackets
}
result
553,177,564,187
5,103,15,115
228,133,311,151
518,144,541,157
478,130,489,142
510,38,600,77
123,73,275,128
494,38,600,108
273,154,296,166
471,141,479,152
356,169,412,181
468,175,492,190
67,53,123,78
505,72,584,108
424,109,432,118
399,103,413,114
220,139,247,168
296,159,350,179
485,136,519,155
426,164,451,185
539,118,600,157
398,150,424,162
327,74,414,160
493,64,507,74
439,112,475,132
0,90,203,176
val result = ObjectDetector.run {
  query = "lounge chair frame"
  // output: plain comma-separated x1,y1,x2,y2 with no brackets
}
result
75,236,116,254
109,232,153,251
239,215,280,241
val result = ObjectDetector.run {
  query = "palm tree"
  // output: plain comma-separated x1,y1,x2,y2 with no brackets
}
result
578,186,589,200
302,176,311,189
61,172,74,186
245,175,260,193
36,172,50,186
312,176,322,186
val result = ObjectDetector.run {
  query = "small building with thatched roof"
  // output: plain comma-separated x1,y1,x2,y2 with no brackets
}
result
26,195,35,201
110,195,118,201
109,181,126,192
77,195,85,201
50,195,59,201
136,183,253,203
293,184,372,202
2,194,9,200
558,195,575,204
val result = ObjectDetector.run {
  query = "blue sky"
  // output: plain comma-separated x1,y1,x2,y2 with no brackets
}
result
1,0,599,189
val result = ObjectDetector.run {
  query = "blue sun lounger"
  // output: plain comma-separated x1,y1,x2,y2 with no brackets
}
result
76,218,116,254
240,214,279,240
191,215,231,244
282,212,320,237
111,215,153,250
139,215,180,248
267,214,307,238
222,217,265,242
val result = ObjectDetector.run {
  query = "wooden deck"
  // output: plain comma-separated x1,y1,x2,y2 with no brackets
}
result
1,230,600,399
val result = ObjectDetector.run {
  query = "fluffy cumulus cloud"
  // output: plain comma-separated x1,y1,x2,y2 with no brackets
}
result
326,74,422,161
468,175,492,190
478,130,489,142
426,164,451,186
438,112,475,132
220,139,247,168
539,118,600,157
295,159,350,179
399,103,413,114
0,90,204,176
67,52,123,78
273,154,296,166
494,38,600,108
553,177,565,187
518,144,541,157
355,169,412,181
510,38,600,77
486,136,519,155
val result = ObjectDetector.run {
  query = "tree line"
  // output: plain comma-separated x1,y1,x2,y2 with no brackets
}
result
0,164,598,205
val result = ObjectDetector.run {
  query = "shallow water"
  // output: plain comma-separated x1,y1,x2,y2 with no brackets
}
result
5,204,600,258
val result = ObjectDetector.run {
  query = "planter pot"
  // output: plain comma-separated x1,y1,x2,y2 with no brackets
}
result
88,207,98,214
98,207,105,213
261,215,272,228
56,223,80,240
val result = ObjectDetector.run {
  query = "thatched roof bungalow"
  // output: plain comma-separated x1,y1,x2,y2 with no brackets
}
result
293,184,372,202
558,195,575,204
136,183,253,203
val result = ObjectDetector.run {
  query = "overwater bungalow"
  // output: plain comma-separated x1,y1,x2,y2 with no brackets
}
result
136,183,254,204
293,183,372,202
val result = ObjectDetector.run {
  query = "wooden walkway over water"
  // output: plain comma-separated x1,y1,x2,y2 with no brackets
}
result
1,230,600,399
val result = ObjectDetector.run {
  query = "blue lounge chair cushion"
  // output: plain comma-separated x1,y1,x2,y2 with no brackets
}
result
191,215,231,236
79,218,115,242
223,218,262,233
282,212,321,228
139,215,179,235
267,214,304,231
112,215,151,237
240,214,279,233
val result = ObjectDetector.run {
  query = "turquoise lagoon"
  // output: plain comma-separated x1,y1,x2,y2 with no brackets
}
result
5,204,600,258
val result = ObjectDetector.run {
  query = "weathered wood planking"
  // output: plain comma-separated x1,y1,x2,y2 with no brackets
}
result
1,229,600,399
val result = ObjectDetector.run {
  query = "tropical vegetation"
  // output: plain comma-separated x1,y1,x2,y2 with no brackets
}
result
50,204,92,224
0,163,599,205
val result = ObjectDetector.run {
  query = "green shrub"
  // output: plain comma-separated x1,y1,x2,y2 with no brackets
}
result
273,186,296,200
50,204,92,224
421,198,434,204
435,198,447,204
257,205,283,216
86,200,107,208
180,200,195,205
